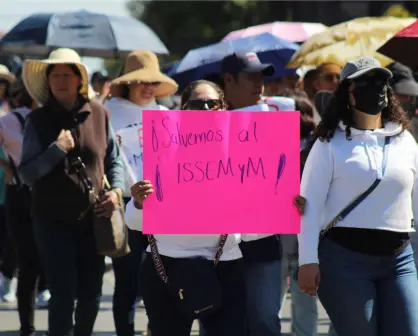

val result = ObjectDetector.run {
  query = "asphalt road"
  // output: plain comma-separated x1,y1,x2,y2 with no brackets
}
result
0,271,333,336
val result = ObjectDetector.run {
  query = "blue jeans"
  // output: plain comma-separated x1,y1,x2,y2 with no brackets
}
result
34,218,105,336
244,259,282,336
280,255,338,336
318,238,418,336
112,228,145,336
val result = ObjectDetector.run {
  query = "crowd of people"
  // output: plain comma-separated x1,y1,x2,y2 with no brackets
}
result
0,39,418,336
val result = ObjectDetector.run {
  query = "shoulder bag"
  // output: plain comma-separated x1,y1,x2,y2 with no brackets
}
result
148,234,228,319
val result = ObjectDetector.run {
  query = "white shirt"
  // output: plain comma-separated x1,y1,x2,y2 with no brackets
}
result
0,107,31,165
125,210,272,260
299,122,418,265
122,97,296,260
106,98,168,197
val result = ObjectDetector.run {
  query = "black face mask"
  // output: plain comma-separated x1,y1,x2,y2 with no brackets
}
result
352,79,388,115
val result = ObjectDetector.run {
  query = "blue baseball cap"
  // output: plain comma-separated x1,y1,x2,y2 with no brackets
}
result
221,52,275,76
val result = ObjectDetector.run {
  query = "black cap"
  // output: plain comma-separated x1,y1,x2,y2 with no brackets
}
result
387,62,418,97
91,70,110,84
220,52,275,77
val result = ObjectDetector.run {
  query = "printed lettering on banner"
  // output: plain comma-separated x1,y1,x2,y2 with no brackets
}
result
117,126,144,181
142,110,300,234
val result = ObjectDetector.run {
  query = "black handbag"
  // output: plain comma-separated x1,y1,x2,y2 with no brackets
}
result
148,234,228,319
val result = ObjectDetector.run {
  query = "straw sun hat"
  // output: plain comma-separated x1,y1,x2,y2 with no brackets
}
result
0,65,16,84
112,50,178,98
22,48,95,105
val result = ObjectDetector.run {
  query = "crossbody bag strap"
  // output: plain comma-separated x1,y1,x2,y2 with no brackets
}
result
148,234,169,284
319,136,391,239
148,234,229,283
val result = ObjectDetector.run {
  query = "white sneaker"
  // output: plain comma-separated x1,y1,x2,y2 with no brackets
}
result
1,276,16,303
36,289,51,308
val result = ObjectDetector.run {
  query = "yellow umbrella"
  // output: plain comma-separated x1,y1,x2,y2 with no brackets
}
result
287,17,416,68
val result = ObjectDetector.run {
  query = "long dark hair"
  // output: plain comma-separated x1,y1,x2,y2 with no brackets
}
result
276,89,317,139
316,79,410,142
181,80,227,108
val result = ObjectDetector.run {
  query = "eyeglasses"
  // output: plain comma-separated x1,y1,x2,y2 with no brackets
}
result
182,99,223,111
321,73,340,82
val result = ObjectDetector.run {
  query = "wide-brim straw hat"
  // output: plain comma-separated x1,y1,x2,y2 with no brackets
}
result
0,65,16,84
111,50,178,98
22,48,96,105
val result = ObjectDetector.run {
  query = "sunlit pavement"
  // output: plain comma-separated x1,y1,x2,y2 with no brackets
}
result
0,271,332,336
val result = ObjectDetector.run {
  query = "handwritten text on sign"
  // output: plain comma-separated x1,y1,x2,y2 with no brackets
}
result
143,110,300,234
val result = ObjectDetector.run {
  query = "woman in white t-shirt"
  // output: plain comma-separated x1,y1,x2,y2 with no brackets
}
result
298,57,418,336
105,50,178,336
129,80,278,336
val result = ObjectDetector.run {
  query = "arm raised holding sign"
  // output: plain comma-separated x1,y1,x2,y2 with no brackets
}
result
131,179,305,214
131,180,154,209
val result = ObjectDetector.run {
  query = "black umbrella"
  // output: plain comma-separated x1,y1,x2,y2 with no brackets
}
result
378,19,418,71
0,10,169,59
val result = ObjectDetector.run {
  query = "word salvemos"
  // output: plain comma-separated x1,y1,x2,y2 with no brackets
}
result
150,116,286,187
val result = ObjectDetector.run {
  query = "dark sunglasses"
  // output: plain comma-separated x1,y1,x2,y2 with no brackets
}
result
183,99,223,110
321,73,340,82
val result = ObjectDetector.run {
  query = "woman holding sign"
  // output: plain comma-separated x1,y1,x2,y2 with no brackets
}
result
299,57,418,336
106,50,178,336
128,80,271,336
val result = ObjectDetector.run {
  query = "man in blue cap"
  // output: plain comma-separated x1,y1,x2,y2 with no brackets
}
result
221,52,275,109
220,52,284,336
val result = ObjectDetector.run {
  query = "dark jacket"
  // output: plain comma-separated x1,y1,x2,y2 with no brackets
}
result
19,97,124,220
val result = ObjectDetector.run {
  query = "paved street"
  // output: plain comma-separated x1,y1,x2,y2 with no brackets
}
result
0,271,332,335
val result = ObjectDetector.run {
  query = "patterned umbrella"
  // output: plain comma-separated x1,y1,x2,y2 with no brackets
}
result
0,10,168,58
222,22,327,43
287,17,416,68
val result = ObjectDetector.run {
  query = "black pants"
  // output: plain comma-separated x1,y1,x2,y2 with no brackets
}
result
112,227,145,336
142,253,248,336
6,185,48,336
0,202,16,279
34,217,105,336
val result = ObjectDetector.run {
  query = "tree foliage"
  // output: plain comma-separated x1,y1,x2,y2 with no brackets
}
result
127,0,293,61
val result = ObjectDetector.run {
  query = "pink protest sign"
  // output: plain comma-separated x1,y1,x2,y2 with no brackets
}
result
142,110,300,234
